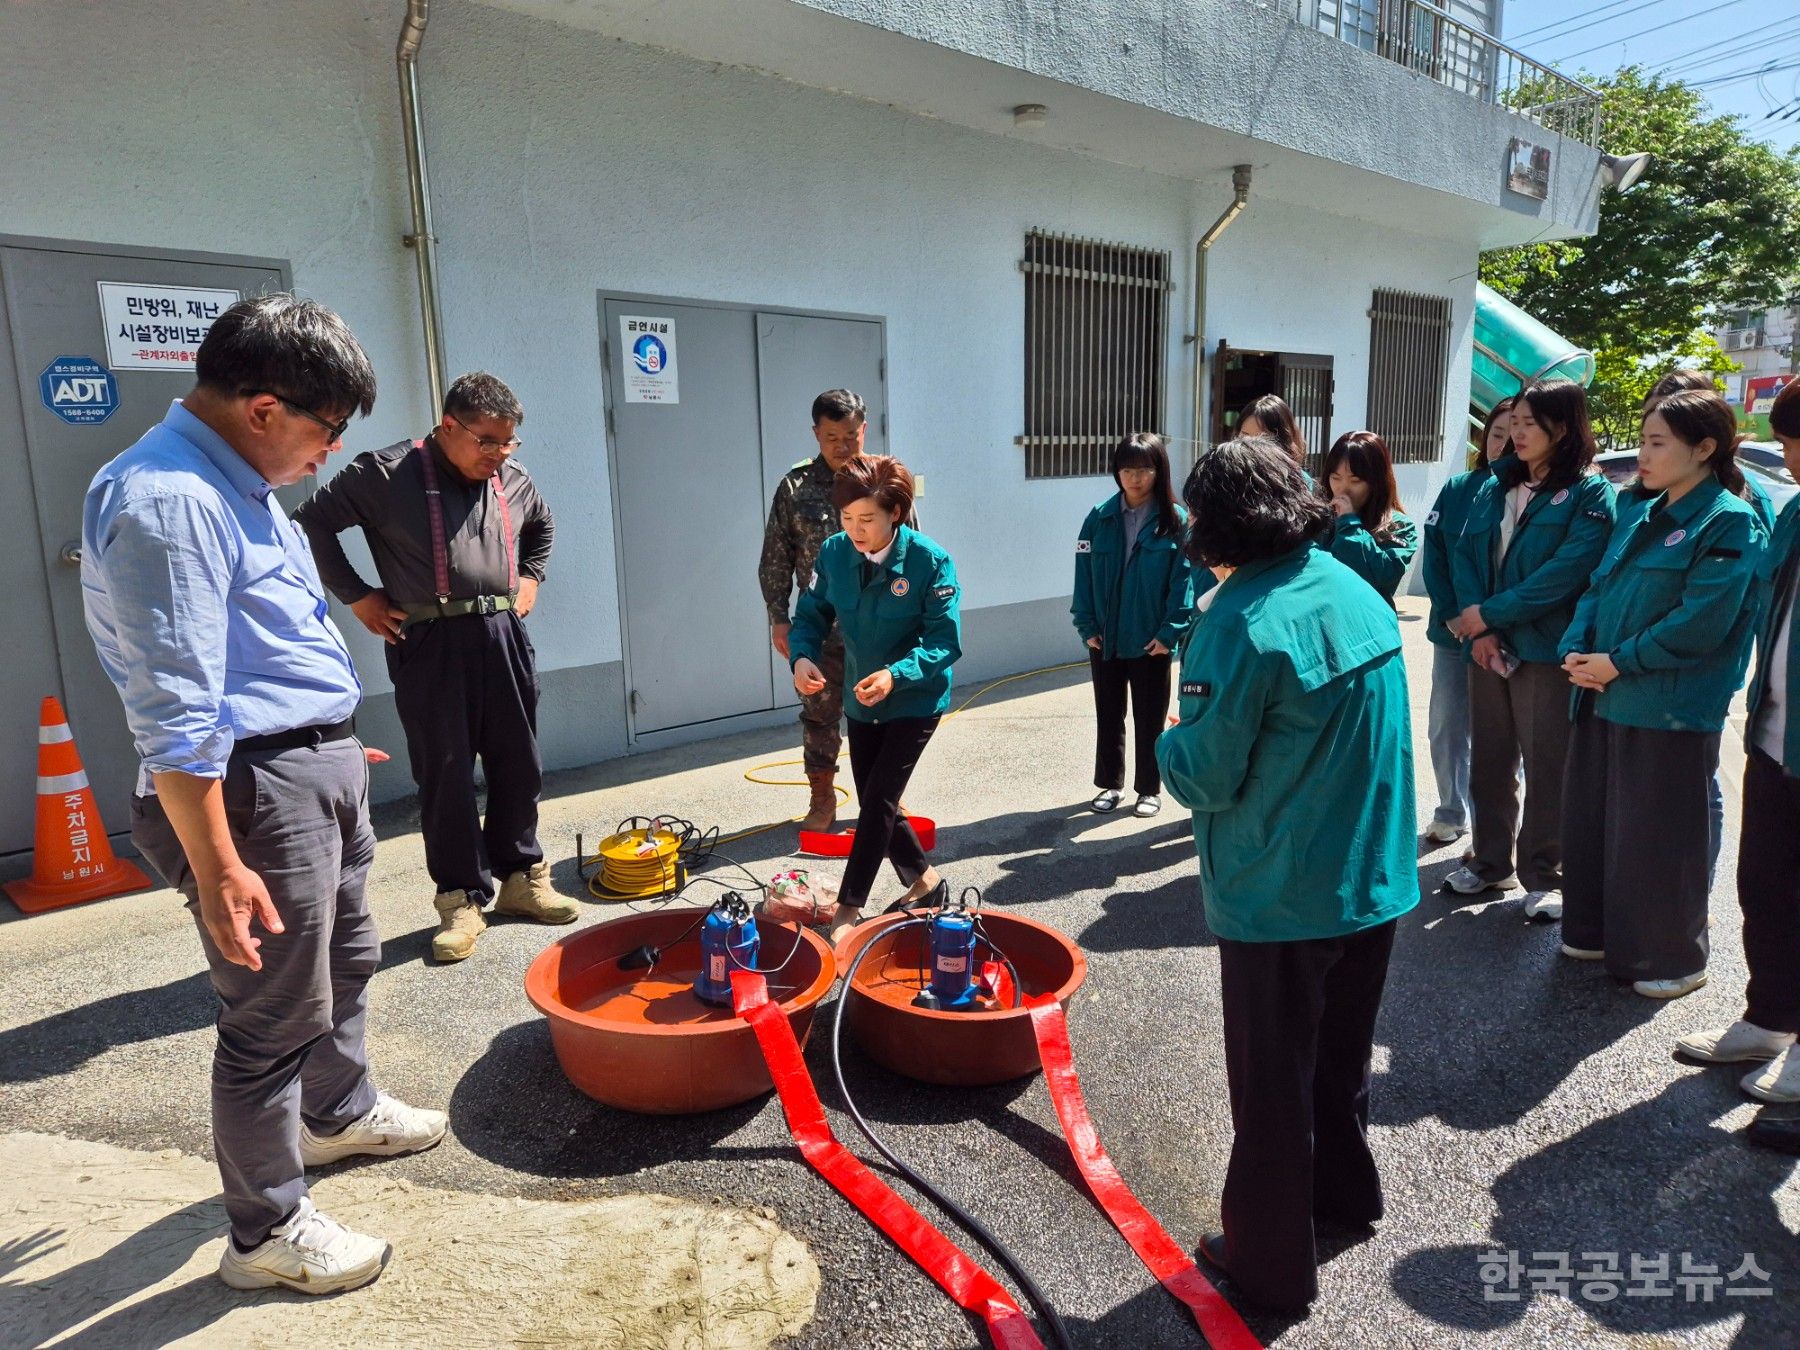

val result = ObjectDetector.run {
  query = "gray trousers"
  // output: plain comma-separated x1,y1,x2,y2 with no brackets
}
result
1562,712,1717,982
131,737,379,1249
1467,659,1570,891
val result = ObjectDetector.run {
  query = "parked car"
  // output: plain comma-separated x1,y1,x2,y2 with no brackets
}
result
1594,449,1795,515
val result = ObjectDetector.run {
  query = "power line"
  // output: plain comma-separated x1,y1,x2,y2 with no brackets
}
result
1509,0,1677,48
1654,18,1800,80
1693,58,1800,90
1549,0,1758,63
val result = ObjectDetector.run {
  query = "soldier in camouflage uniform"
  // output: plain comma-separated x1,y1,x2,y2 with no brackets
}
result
759,389,885,832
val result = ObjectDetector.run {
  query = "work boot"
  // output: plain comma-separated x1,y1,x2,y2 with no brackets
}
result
801,770,837,832
432,890,486,963
495,861,579,924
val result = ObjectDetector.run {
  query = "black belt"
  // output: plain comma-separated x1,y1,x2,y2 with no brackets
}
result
235,719,356,754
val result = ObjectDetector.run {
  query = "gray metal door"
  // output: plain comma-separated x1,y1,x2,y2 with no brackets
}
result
0,241,285,855
606,299,773,735
754,313,886,709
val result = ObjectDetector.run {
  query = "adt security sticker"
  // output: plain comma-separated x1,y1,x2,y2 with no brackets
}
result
620,315,679,404
39,356,118,425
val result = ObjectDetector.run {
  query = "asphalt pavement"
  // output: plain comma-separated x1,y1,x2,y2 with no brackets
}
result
2,597,1795,1348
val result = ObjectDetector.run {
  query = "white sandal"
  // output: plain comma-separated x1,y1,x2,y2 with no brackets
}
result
1090,790,1124,813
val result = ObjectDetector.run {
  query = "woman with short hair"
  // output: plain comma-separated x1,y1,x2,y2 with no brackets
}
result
790,455,961,938
1157,436,1417,1313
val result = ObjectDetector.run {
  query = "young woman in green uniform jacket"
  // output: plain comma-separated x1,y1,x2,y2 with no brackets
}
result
1676,381,1800,1120
1155,436,1418,1313
789,455,961,939
1320,430,1419,604
1419,397,1514,845
1558,391,1767,999
1448,379,1616,919
1070,433,1196,818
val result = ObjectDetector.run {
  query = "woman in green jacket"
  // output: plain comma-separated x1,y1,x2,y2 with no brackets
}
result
790,455,961,939
1320,430,1419,604
1449,379,1616,919
1157,437,1417,1313
1559,391,1767,998
1071,433,1196,817
1419,397,1513,845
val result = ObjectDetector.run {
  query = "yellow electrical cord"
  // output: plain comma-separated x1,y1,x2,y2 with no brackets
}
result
581,659,1088,895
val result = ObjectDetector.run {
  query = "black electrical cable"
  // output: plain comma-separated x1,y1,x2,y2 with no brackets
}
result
830,918,1074,1350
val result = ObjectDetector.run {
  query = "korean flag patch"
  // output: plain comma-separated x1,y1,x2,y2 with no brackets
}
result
1425,510,1440,526
1076,540,1092,553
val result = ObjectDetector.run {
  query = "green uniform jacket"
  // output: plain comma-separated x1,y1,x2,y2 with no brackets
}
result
1421,465,1492,650
1748,495,1800,772
1559,477,1766,733
1155,546,1419,943
1328,510,1419,604
1452,461,1616,665
758,454,919,626
1070,495,1197,659
790,526,962,723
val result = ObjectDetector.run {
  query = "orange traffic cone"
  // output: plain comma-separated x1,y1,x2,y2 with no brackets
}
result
4,697,152,915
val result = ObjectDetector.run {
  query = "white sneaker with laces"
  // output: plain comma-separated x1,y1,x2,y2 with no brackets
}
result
300,1092,448,1168
1521,889,1563,920
1633,971,1709,1000
1742,1048,1800,1103
1445,866,1516,895
217,1196,389,1293
1676,1021,1795,1064
1423,820,1466,844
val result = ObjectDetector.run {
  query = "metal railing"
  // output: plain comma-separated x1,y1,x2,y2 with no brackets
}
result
1271,0,1604,147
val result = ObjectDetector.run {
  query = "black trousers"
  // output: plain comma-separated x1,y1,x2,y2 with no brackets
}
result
1561,713,1716,982
1216,920,1397,1309
388,611,543,900
1740,748,1800,1032
841,716,939,909
1089,650,1172,796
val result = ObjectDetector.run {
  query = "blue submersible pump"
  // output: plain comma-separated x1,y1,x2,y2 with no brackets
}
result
692,891,760,1006
912,892,983,1012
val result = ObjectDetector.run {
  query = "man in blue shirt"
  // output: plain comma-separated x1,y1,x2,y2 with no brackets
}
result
82,294,446,1295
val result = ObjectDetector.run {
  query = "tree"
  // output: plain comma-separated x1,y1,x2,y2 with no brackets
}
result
1482,68,1800,442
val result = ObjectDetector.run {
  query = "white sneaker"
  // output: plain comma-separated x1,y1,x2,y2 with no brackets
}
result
1676,1021,1796,1064
1446,866,1516,895
1742,1049,1800,1103
1423,820,1466,844
1521,889,1563,920
1633,971,1709,1000
300,1092,448,1167
1133,794,1162,818
217,1196,389,1293
1560,943,1604,961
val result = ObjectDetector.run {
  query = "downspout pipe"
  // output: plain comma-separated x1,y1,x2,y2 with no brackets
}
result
1187,164,1252,456
398,0,447,413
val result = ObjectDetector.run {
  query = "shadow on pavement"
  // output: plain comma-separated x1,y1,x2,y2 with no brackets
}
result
1392,1074,1800,1343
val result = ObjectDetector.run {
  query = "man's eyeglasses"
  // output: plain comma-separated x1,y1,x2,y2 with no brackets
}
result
448,414,524,454
242,389,352,442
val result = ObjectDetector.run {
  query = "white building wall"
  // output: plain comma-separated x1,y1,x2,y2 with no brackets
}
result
5,0,1479,790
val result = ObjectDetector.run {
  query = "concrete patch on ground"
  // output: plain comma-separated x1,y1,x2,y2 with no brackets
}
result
0,1132,818,1348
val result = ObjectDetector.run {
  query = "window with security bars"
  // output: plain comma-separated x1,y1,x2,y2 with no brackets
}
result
1366,288,1453,465
1018,231,1172,478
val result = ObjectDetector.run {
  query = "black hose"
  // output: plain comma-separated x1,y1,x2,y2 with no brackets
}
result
830,918,1075,1350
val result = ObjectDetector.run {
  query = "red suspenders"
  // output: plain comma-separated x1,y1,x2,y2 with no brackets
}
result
413,438,517,604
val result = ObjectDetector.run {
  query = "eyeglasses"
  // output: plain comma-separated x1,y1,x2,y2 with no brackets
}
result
242,388,352,442
448,414,523,454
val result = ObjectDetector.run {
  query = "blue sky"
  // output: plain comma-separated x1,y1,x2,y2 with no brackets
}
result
1498,0,1800,150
